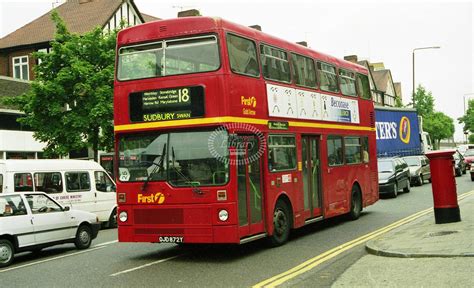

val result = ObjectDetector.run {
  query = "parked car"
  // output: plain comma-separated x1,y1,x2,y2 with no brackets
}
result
453,150,467,176
377,157,411,198
463,149,474,171
402,155,431,186
0,192,100,268
470,165,474,181
457,144,474,156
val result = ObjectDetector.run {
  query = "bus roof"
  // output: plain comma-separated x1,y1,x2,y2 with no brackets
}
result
0,159,104,172
117,16,367,74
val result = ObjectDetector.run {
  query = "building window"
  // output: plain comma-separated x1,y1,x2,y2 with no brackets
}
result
13,56,29,80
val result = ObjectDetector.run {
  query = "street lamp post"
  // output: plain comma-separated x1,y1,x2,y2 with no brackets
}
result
412,46,441,107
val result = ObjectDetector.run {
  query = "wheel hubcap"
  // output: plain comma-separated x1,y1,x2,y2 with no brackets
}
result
79,231,90,244
0,245,12,263
273,209,287,236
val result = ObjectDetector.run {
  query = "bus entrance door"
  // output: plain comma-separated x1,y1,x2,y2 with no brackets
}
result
236,135,264,238
302,136,322,219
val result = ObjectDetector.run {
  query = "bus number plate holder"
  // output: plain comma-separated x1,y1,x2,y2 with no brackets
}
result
159,236,184,243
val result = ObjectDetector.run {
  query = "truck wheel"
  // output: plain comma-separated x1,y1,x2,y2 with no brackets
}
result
74,225,92,249
0,239,14,268
268,200,291,247
348,185,362,220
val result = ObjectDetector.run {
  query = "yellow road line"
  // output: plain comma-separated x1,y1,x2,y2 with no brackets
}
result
253,190,474,288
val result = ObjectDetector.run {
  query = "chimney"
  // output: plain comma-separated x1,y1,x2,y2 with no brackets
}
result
177,9,201,17
344,55,358,63
249,25,262,31
296,41,307,47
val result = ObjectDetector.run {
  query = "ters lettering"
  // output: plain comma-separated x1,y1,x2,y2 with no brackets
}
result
138,192,165,204
376,122,397,140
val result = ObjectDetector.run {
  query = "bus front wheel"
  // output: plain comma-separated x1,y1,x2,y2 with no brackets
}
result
268,200,291,247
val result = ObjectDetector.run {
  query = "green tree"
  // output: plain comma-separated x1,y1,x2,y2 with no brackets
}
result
4,11,117,161
413,85,435,117
469,134,474,144
394,96,404,108
424,112,455,149
458,99,474,141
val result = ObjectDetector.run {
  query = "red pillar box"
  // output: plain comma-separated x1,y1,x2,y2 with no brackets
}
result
425,150,461,224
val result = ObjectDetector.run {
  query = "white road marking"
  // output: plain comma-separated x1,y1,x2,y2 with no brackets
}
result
110,254,183,277
94,240,118,247
0,246,106,273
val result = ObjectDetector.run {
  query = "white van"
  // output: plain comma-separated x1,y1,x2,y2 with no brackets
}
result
0,159,117,228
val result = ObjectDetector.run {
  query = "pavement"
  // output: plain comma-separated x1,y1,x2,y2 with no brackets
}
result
332,191,474,287
365,192,474,258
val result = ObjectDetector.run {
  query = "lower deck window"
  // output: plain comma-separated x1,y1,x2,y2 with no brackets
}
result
268,135,296,171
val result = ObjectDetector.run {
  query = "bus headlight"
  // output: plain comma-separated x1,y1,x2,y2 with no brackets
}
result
119,211,128,222
218,209,229,222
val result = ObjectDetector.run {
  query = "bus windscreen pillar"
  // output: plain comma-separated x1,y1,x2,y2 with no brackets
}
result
425,150,461,224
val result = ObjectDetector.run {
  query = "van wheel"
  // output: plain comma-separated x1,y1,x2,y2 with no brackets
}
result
108,208,117,229
0,239,14,268
348,185,362,220
268,200,291,247
75,225,92,249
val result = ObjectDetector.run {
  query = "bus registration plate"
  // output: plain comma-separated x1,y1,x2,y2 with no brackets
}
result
159,236,184,243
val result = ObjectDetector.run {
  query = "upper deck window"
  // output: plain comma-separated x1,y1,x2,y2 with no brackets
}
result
117,35,220,81
227,34,259,77
291,53,317,88
317,62,339,93
339,69,357,97
356,73,371,100
260,44,291,83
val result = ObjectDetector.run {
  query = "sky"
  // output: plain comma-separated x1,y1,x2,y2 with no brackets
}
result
0,0,472,141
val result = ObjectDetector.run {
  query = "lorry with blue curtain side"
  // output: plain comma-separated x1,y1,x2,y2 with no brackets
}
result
375,107,432,157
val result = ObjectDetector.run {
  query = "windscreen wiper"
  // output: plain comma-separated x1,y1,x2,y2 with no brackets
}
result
170,146,203,195
142,143,167,192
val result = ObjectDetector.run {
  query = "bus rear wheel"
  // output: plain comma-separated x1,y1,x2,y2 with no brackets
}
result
348,185,362,220
268,200,291,247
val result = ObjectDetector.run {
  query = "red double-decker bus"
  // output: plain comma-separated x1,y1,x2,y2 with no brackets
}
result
114,17,378,246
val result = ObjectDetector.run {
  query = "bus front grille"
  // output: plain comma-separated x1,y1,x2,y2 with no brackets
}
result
134,208,184,224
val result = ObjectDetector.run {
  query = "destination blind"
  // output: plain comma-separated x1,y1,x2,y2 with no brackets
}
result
129,86,205,122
